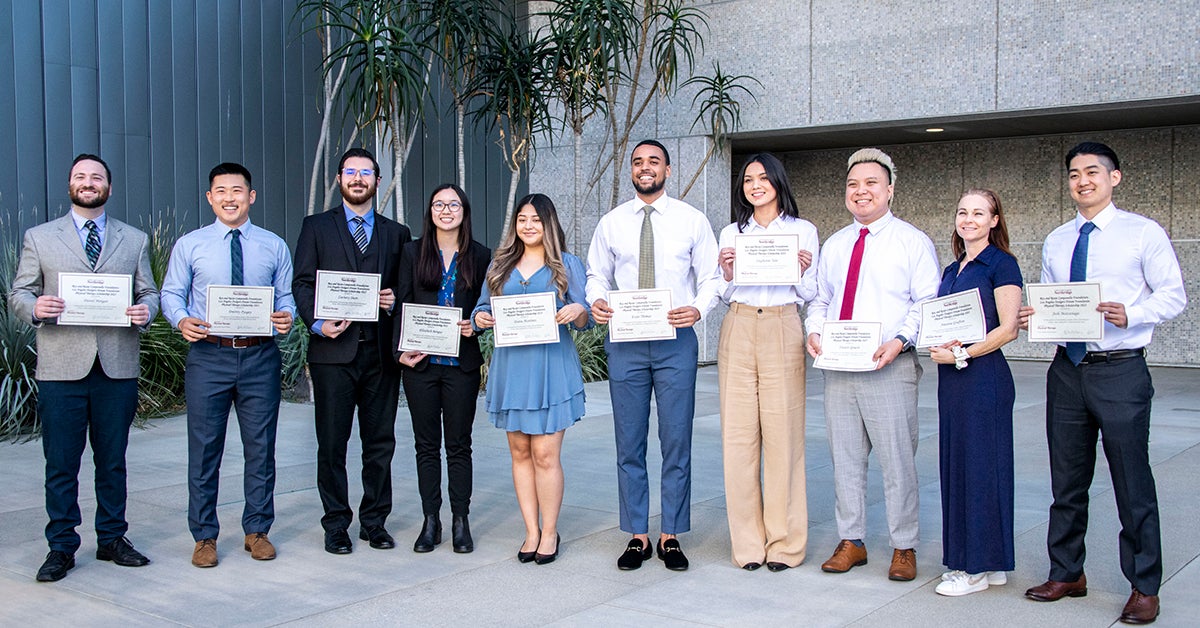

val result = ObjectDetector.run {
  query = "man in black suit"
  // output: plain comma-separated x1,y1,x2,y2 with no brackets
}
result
293,147,411,554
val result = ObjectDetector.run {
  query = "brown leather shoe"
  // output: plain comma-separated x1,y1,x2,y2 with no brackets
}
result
821,540,867,573
244,533,276,561
1024,574,1087,601
888,548,916,581
1119,588,1159,624
192,539,218,568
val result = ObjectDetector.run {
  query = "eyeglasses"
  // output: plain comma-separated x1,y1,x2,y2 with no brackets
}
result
341,168,374,178
432,201,463,213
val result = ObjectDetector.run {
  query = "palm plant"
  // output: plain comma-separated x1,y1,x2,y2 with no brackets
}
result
677,62,761,199
135,210,190,419
0,227,39,442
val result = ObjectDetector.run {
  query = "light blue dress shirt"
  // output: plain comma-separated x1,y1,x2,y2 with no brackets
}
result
70,210,106,250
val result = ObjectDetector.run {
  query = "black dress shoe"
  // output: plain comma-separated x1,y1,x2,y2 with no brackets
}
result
742,562,762,571
359,525,395,550
324,529,353,554
96,537,150,567
534,534,560,565
766,562,790,572
451,515,473,553
518,533,540,563
617,538,653,570
657,537,689,571
36,550,75,582
413,514,442,553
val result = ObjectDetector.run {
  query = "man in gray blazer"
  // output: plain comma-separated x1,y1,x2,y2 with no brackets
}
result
9,153,160,582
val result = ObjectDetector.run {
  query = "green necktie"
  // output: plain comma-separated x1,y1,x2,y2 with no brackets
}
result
639,205,655,289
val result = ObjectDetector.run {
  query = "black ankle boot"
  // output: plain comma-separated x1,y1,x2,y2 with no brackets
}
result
413,514,441,553
452,514,473,553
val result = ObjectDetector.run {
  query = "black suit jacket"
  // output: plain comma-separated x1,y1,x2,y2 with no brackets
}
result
293,206,411,369
394,238,491,372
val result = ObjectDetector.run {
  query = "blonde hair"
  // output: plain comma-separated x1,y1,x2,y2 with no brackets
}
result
487,193,570,299
846,148,897,185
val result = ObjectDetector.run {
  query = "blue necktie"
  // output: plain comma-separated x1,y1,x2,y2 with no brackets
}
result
351,216,368,253
84,220,101,269
230,229,244,286
1065,222,1096,365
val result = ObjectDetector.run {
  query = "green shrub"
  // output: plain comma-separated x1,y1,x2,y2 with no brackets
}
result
0,230,39,442
477,323,609,392
277,323,310,400
135,210,190,419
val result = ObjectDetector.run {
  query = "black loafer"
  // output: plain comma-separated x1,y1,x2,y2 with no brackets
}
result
413,514,442,553
617,538,653,570
359,525,395,550
657,537,689,571
452,515,473,553
96,537,150,567
766,562,790,572
742,562,762,571
36,550,75,582
324,529,353,554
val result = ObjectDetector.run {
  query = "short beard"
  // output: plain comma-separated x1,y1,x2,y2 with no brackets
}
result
341,182,376,206
633,178,664,196
70,186,110,209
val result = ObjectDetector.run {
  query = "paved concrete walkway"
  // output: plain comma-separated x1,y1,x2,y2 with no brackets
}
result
2,360,1198,627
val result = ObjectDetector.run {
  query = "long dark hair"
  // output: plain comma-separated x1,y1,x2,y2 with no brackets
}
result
733,152,800,231
486,193,569,298
415,183,476,291
951,188,1012,259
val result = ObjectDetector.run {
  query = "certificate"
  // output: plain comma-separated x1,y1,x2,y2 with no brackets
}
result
813,321,881,372
491,292,559,347
917,288,986,348
1026,282,1104,342
314,270,381,322
398,304,462,357
57,272,132,327
733,233,801,285
206,285,275,336
607,289,676,343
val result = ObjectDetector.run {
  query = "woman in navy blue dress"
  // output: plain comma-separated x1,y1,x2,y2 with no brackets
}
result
472,193,590,565
930,189,1022,596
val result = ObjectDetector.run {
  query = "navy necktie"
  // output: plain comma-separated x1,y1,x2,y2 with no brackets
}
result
351,216,368,253
230,229,244,286
84,220,101,269
1065,222,1096,365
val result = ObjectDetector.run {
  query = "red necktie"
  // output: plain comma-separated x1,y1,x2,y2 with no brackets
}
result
839,227,869,320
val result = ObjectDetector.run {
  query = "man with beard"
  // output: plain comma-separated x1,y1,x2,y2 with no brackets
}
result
586,140,721,571
292,148,411,554
10,154,160,582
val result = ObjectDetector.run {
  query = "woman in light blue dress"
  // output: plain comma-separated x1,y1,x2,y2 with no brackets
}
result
472,193,590,565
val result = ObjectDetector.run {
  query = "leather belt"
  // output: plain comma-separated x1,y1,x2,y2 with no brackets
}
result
203,336,273,348
1058,346,1144,364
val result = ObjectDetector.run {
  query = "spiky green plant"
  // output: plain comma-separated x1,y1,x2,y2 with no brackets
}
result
0,227,40,442
134,210,191,420
477,324,609,392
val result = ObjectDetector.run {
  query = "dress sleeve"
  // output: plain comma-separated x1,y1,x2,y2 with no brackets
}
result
470,263,495,331
565,253,594,330
993,252,1024,289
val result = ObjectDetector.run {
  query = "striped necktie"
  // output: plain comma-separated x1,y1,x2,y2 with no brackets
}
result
638,205,655,289
351,216,368,253
84,220,101,269
230,229,244,286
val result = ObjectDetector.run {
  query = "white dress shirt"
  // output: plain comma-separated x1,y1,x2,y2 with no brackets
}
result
586,194,721,317
1040,203,1186,351
718,214,820,306
805,211,940,343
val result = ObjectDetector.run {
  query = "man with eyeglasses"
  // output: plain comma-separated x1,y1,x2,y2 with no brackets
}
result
293,147,411,554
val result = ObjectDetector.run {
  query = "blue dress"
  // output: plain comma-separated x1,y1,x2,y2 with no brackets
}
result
472,252,590,434
937,244,1022,573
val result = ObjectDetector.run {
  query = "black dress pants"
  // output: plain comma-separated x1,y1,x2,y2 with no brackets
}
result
402,363,481,516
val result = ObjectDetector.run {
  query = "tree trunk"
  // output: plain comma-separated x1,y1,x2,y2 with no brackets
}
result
502,166,520,239
456,101,466,189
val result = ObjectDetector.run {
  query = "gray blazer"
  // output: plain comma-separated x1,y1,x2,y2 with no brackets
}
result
8,213,160,381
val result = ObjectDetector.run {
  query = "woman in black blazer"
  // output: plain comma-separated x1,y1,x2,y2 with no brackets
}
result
394,183,491,554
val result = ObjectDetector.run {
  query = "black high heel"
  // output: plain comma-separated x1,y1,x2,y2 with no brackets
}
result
534,533,560,565
517,533,539,563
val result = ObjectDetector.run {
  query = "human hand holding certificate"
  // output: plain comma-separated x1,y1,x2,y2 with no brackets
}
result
607,289,676,342
492,292,559,347
57,272,132,326
917,288,986,348
1026,282,1103,342
315,270,381,322
398,304,462,357
206,285,275,336
733,234,801,285
813,321,881,371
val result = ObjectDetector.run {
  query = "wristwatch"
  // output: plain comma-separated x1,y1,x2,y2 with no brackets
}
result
894,335,913,351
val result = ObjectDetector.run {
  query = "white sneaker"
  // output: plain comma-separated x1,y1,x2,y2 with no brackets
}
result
935,570,989,597
941,570,1006,585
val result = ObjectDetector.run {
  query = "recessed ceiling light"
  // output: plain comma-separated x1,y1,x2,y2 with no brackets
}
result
925,127,944,133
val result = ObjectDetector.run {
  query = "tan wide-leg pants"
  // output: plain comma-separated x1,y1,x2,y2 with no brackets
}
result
717,302,808,567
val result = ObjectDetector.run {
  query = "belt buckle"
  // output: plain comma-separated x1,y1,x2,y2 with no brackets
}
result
230,336,252,349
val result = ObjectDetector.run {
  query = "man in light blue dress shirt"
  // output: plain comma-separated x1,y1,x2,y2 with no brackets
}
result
160,162,296,568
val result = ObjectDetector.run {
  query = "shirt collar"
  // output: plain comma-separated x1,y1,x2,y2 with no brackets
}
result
343,204,375,227
1076,203,1117,232
744,213,788,231
631,194,670,214
70,209,106,231
213,218,255,238
856,210,894,234
968,243,1001,267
